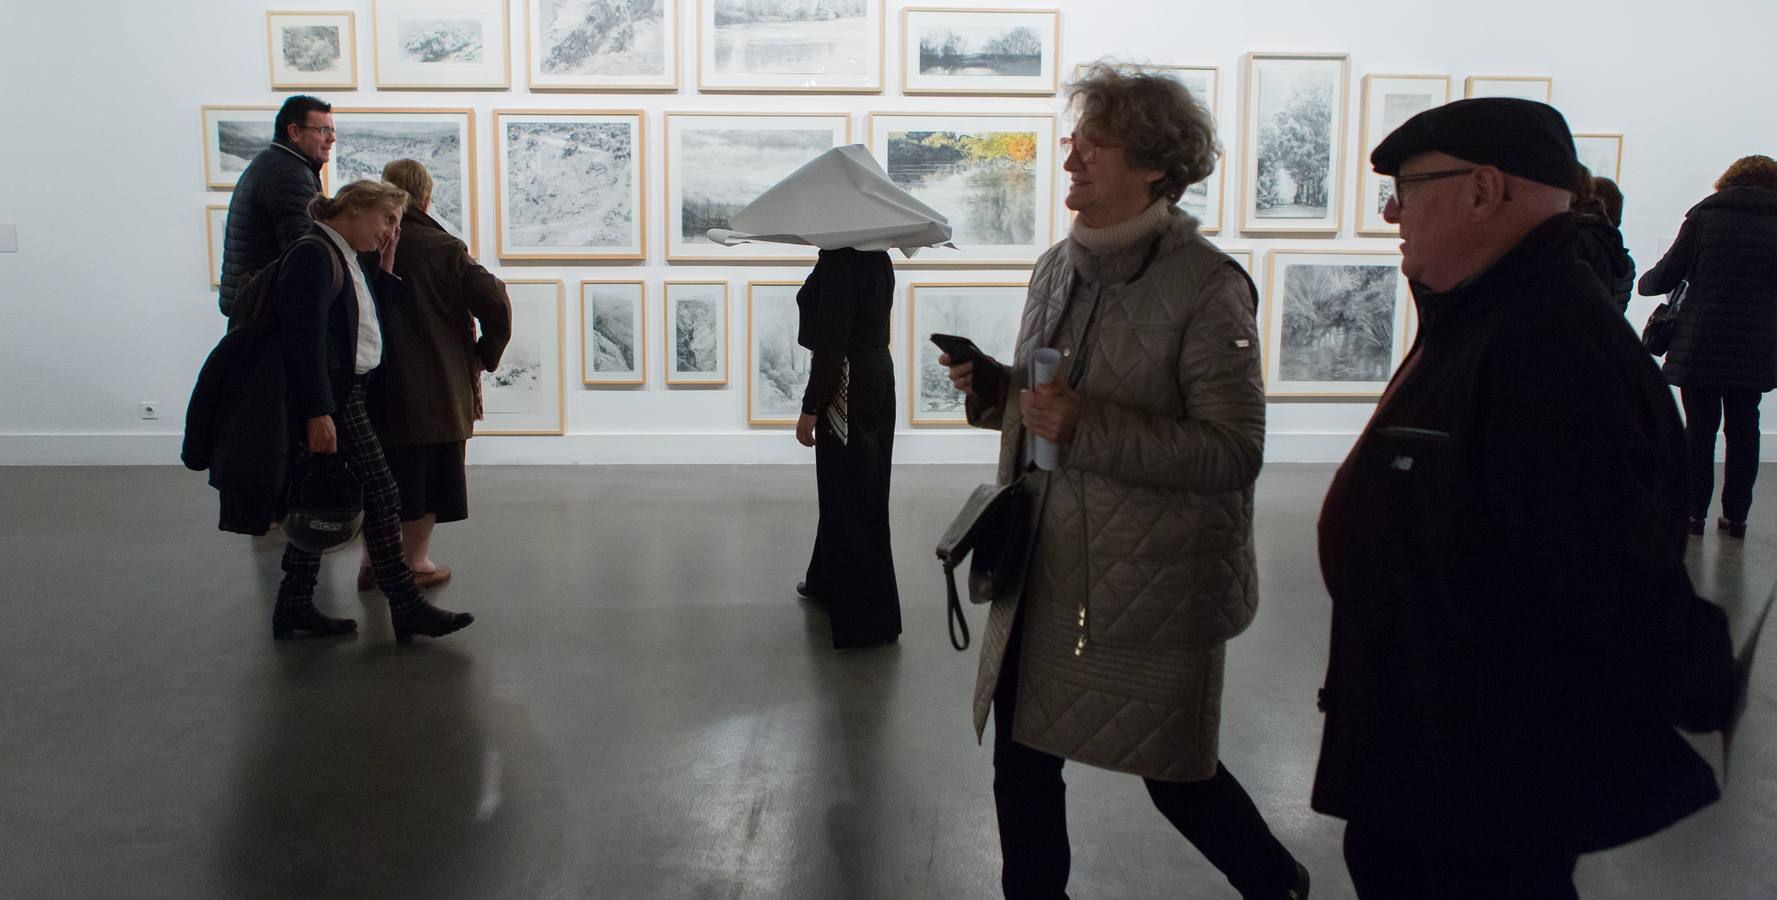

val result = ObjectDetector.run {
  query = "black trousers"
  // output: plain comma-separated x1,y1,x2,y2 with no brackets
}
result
991,618,1299,899
1680,387,1763,522
804,352,901,648
1343,821,1578,900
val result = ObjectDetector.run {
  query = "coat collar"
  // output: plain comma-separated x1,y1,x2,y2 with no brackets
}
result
271,138,325,175
1412,212,1579,341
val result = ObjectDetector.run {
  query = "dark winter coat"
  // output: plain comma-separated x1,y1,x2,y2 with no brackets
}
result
1573,212,1635,313
279,225,401,420
1314,213,1735,856
368,208,511,446
219,141,323,317
181,318,294,535
1640,186,1777,391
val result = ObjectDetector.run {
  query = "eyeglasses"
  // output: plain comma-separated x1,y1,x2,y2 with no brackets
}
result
1060,133,1124,163
298,125,338,137
1388,168,1474,208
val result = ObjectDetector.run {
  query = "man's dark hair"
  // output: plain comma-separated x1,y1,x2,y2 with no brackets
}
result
274,95,332,145
1591,177,1624,227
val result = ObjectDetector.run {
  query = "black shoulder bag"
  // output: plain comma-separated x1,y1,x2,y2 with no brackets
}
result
935,475,1036,651
1642,279,1688,356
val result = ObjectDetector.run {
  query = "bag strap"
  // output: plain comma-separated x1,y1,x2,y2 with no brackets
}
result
945,561,971,651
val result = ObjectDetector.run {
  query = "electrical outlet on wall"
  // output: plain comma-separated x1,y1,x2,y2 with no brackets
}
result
140,401,159,420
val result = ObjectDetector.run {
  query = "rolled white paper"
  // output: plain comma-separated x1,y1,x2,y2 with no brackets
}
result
1031,348,1062,471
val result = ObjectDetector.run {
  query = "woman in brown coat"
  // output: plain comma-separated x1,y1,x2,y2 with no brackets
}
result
360,159,511,589
943,65,1307,899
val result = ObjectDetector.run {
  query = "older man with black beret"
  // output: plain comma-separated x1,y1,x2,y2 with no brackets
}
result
1311,98,1737,898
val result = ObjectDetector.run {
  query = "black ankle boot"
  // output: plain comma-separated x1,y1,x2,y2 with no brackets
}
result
272,604,357,640
1719,517,1748,538
391,601,474,643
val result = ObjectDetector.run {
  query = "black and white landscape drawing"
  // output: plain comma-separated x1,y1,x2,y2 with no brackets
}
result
478,284,563,433
749,285,811,422
885,126,1039,250
711,0,870,76
281,25,342,72
674,122,836,249
1574,135,1622,182
917,25,1041,76
1276,261,1400,386
331,115,471,245
1254,61,1340,220
583,283,642,381
911,285,1024,423
399,18,484,63
500,116,639,255
216,119,273,174
537,0,667,77
667,283,726,382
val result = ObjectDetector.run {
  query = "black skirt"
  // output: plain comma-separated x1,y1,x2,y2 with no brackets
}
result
383,441,468,524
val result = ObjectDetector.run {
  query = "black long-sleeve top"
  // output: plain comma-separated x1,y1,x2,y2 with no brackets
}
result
796,248,894,415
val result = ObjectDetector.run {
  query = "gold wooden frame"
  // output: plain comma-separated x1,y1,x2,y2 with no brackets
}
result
200,105,277,190
1238,52,1350,237
663,280,730,386
525,0,681,91
1355,74,1451,237
867,111,1058,268
371,0,512,90
328,107,480,258
493,109,647,261
475,278,566,435
1573,133,1624,183
266,11,359,90
205,204,228,288
906,281,1027,427
1261,249,1409,400
696,0,885,93
1462,75,1552,102
746,280,807,426
901,7,1061,97
580,280,648,386
663,111,852,263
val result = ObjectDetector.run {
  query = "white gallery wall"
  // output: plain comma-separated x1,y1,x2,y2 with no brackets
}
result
1,0,1774,465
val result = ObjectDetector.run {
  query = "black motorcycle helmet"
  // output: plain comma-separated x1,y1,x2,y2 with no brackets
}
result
280,455,364,554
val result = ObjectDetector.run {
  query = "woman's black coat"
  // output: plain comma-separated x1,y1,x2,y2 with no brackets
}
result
1640,186,1777,391
278,225,401,420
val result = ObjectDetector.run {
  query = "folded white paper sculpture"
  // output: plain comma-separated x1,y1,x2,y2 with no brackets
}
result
707,144,956,257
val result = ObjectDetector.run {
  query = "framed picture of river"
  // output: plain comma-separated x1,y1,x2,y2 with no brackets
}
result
664,112,850,263
1239,52,1350,236
908,282,1026,426
747,281,811,425
581,280,646,385
1261,250,1409,399
664,281,729,385
494,110,646,260
267,11,358,90
525,0,679,90
901,7,1059,96
1574,133,1623,183
1463,75,1552,103
327,108,478,256
697,0,884,93
1356,74,1449,236
200,106,277,190
477,279,565,434
1073,63,1223,232
372,0,511,89
869,112,1056,266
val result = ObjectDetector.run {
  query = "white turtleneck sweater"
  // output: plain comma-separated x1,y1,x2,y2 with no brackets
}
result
1069,198,1171,254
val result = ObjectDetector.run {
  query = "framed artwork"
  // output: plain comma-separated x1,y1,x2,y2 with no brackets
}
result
697,0,884,93
267,11,358,90
327,109,479,256
1240,52,1350,236
494,110,646,261
907,282,1026,426
1262,250,1410,399
901,7,1060,96
664,112,850,263
372,0,511,89
664,281,729,385
200,106,277,190
526,0,679,90
477,279,566,434
1574,133,1624,182
581,280,646,385
1463,76,1552,103
747,281,810,425
1223,248,1253,275
869,112,1056,266
205,205,228,287
1356,74,1451,236
1068,63,1223,232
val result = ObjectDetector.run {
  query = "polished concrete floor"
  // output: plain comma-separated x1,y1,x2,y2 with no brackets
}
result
3,463,1776,899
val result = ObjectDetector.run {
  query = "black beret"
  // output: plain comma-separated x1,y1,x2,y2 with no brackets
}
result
1370,97,1581,191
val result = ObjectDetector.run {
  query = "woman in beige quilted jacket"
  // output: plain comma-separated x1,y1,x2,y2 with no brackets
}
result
942,64,1308,900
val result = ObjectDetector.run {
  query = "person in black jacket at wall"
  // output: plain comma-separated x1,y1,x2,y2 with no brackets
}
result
1570,170,1635,313
1640,154,1777,538
218,95,333,318
272,179,474,644
1315,99,1735,899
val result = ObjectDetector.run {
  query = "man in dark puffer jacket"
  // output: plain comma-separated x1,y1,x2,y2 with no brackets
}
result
217,95,333,317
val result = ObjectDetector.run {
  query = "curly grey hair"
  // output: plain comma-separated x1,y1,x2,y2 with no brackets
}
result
1068,62,1221,204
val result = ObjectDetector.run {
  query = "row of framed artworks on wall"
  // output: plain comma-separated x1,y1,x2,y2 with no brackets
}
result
267,1,1063,95
456,247,1416,434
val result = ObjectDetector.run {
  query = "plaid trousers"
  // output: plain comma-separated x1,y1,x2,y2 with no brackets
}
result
276,385,421,613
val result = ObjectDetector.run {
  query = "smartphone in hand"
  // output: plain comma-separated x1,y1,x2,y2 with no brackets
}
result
930,332,984,365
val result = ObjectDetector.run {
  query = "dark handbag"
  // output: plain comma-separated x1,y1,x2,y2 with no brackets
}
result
1642,279,1688,356
935,475,1035,651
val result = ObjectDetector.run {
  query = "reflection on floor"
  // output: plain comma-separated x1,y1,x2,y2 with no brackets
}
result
1,464,1773,898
